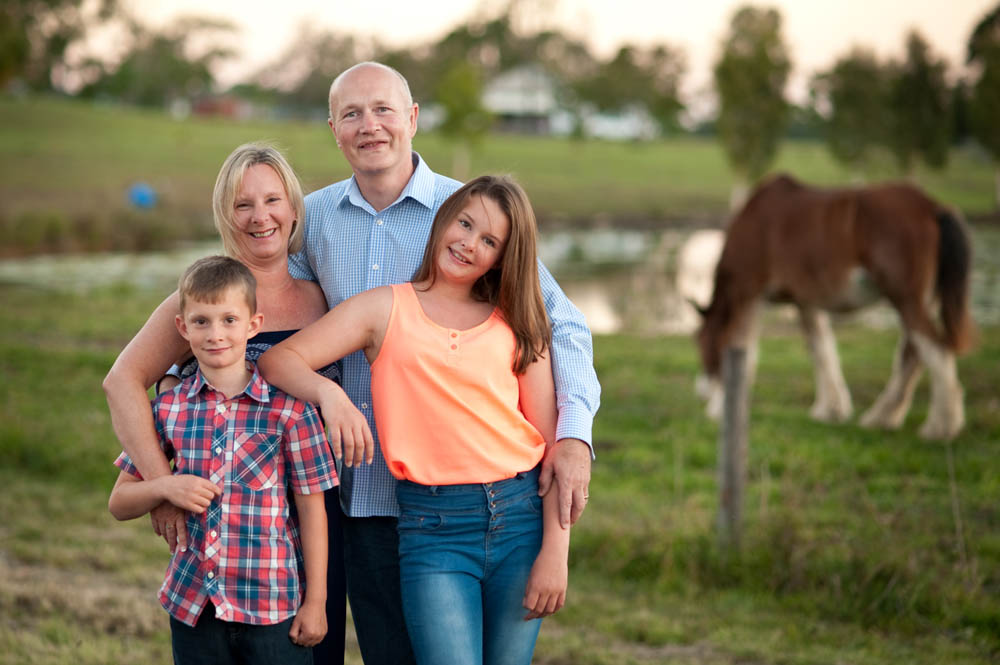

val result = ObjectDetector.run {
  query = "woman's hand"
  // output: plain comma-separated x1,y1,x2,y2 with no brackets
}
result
318,384,374,467
522,546,568,620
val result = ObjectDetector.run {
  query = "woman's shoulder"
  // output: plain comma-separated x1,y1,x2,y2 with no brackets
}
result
292,278,329,316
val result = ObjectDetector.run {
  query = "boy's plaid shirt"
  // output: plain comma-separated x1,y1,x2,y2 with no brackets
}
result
115,363,336,627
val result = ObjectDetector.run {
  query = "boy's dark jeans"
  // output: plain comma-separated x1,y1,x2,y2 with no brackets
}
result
170,607,312,665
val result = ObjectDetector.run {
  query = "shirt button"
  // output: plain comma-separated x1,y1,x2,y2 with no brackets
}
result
215,447,222,455
376,219,384,226
207,571,214,580
450,332,457,338
216,404,226,414
361,402,368,409
450,344,457,350
210,530,217,539
372,264,379,271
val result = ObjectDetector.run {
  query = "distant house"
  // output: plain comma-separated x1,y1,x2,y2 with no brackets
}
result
579,104,660,141
482,65,564,134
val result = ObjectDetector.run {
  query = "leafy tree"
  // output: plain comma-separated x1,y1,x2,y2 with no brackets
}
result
80,15,236,107
1,0,116,91
435,61,491,179
574,44,685,134
712,5,791,194
967,3,1000,208
811,48,892,174
886,31,950,173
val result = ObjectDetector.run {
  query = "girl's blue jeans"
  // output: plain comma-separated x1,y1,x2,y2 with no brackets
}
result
396,467,544,665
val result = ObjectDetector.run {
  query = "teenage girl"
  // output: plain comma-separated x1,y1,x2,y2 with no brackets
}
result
259,175,569,665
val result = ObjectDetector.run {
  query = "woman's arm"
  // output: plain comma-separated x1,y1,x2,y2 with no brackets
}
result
288,491,328,647
103,291,192,548
518,351,570,619
259,287,391,467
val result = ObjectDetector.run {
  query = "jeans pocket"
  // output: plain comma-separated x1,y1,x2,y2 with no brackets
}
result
519,492,544,517
397,508,446,532
233,433,280,490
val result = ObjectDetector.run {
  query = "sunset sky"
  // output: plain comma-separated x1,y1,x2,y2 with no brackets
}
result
121,0,994,104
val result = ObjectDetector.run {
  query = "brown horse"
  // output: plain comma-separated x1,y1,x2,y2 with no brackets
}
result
694,174,975,440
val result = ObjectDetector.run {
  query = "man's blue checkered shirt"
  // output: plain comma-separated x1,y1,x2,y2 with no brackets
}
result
289,153,601,517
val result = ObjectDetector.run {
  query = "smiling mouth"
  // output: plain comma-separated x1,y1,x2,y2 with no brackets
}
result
449,247,471,265
359,140,388,151
250,229,276,238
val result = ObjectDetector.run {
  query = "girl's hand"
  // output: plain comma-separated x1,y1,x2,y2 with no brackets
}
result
157,474,221,513
318,386,374,468
522,547,568,620
289,599,327,647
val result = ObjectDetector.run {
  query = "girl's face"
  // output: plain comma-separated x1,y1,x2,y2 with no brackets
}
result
231,164,295,264
436,193,510,285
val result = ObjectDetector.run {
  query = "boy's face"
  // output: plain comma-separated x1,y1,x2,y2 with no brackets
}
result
175,287,262,372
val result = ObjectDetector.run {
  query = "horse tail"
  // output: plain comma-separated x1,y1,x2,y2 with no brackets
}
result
936,210,976,353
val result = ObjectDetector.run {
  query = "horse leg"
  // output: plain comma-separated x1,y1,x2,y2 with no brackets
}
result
798,306,853,422
859,333,923,430
911,331,965,440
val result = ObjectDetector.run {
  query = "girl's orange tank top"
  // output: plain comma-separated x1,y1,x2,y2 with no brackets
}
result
369,283,546,485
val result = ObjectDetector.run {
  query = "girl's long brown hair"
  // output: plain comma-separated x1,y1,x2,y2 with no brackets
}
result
412,175,551,374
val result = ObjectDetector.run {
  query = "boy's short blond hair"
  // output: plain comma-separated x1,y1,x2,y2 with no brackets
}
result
178,256,257,314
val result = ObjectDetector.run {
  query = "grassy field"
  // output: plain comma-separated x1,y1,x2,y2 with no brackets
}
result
2,96,997,256
1,278,997,664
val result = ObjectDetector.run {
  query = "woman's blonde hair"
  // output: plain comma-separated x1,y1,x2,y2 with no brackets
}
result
212,142,306,258
413,175,551,374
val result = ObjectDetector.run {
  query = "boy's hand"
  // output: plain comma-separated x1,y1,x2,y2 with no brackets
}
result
522,547,568,620
150,502,189,553
318,389,374,468
289,600,327,647
158,474,222,513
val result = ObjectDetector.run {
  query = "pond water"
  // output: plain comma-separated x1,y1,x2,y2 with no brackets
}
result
2,226,998,335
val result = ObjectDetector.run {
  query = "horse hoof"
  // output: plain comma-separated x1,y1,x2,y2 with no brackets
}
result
919,419,962,441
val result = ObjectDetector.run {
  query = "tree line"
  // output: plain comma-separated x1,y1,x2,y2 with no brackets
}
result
4,1,1000,206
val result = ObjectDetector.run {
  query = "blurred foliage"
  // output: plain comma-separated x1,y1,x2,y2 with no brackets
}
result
967,3,1000,209
0,0,116,90
811,48,893,174
712,5,791,185
78,14,237,108
886,31,951,173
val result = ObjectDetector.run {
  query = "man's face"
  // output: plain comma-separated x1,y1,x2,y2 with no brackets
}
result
328,65,418,178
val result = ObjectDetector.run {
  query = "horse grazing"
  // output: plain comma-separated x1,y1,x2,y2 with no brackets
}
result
694,174,975,440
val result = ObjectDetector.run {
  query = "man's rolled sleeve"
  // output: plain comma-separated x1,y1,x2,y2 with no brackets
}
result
284,401,338,495
538,259,601,457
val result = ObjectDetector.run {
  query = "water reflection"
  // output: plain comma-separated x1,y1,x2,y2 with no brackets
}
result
2,226,998,335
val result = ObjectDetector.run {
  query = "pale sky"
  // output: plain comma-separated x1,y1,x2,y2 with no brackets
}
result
116,0,994,104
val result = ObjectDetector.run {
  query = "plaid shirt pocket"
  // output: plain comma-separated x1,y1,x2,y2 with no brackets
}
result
233,433,280,490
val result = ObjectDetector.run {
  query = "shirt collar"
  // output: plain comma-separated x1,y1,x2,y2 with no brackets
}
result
340,151,436,214
188,362,270,404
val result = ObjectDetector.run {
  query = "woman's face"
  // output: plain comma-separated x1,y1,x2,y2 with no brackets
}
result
231,164,295,264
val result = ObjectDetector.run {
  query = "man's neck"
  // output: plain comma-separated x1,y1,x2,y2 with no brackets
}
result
355,157,416,213
200,362,253,400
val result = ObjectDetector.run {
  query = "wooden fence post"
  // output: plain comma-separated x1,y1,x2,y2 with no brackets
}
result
717,346,749,552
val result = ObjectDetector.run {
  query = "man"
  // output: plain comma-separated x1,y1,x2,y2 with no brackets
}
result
289,61,600,664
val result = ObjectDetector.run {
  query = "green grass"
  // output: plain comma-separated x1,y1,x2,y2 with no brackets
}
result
1,279,998,664
2,96,997,256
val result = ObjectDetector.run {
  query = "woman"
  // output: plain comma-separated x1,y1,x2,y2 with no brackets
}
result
102,142,346,665
259,175,570,665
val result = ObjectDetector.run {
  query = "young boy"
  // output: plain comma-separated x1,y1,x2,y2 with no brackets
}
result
108,255,337,664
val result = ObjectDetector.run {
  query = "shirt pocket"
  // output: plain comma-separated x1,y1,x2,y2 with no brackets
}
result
232,433,280,490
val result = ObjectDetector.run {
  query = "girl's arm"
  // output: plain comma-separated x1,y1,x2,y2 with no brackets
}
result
103,291,194,549
108,470,221,522
518,351,571,619
259,287,392,467
288,491,328,647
